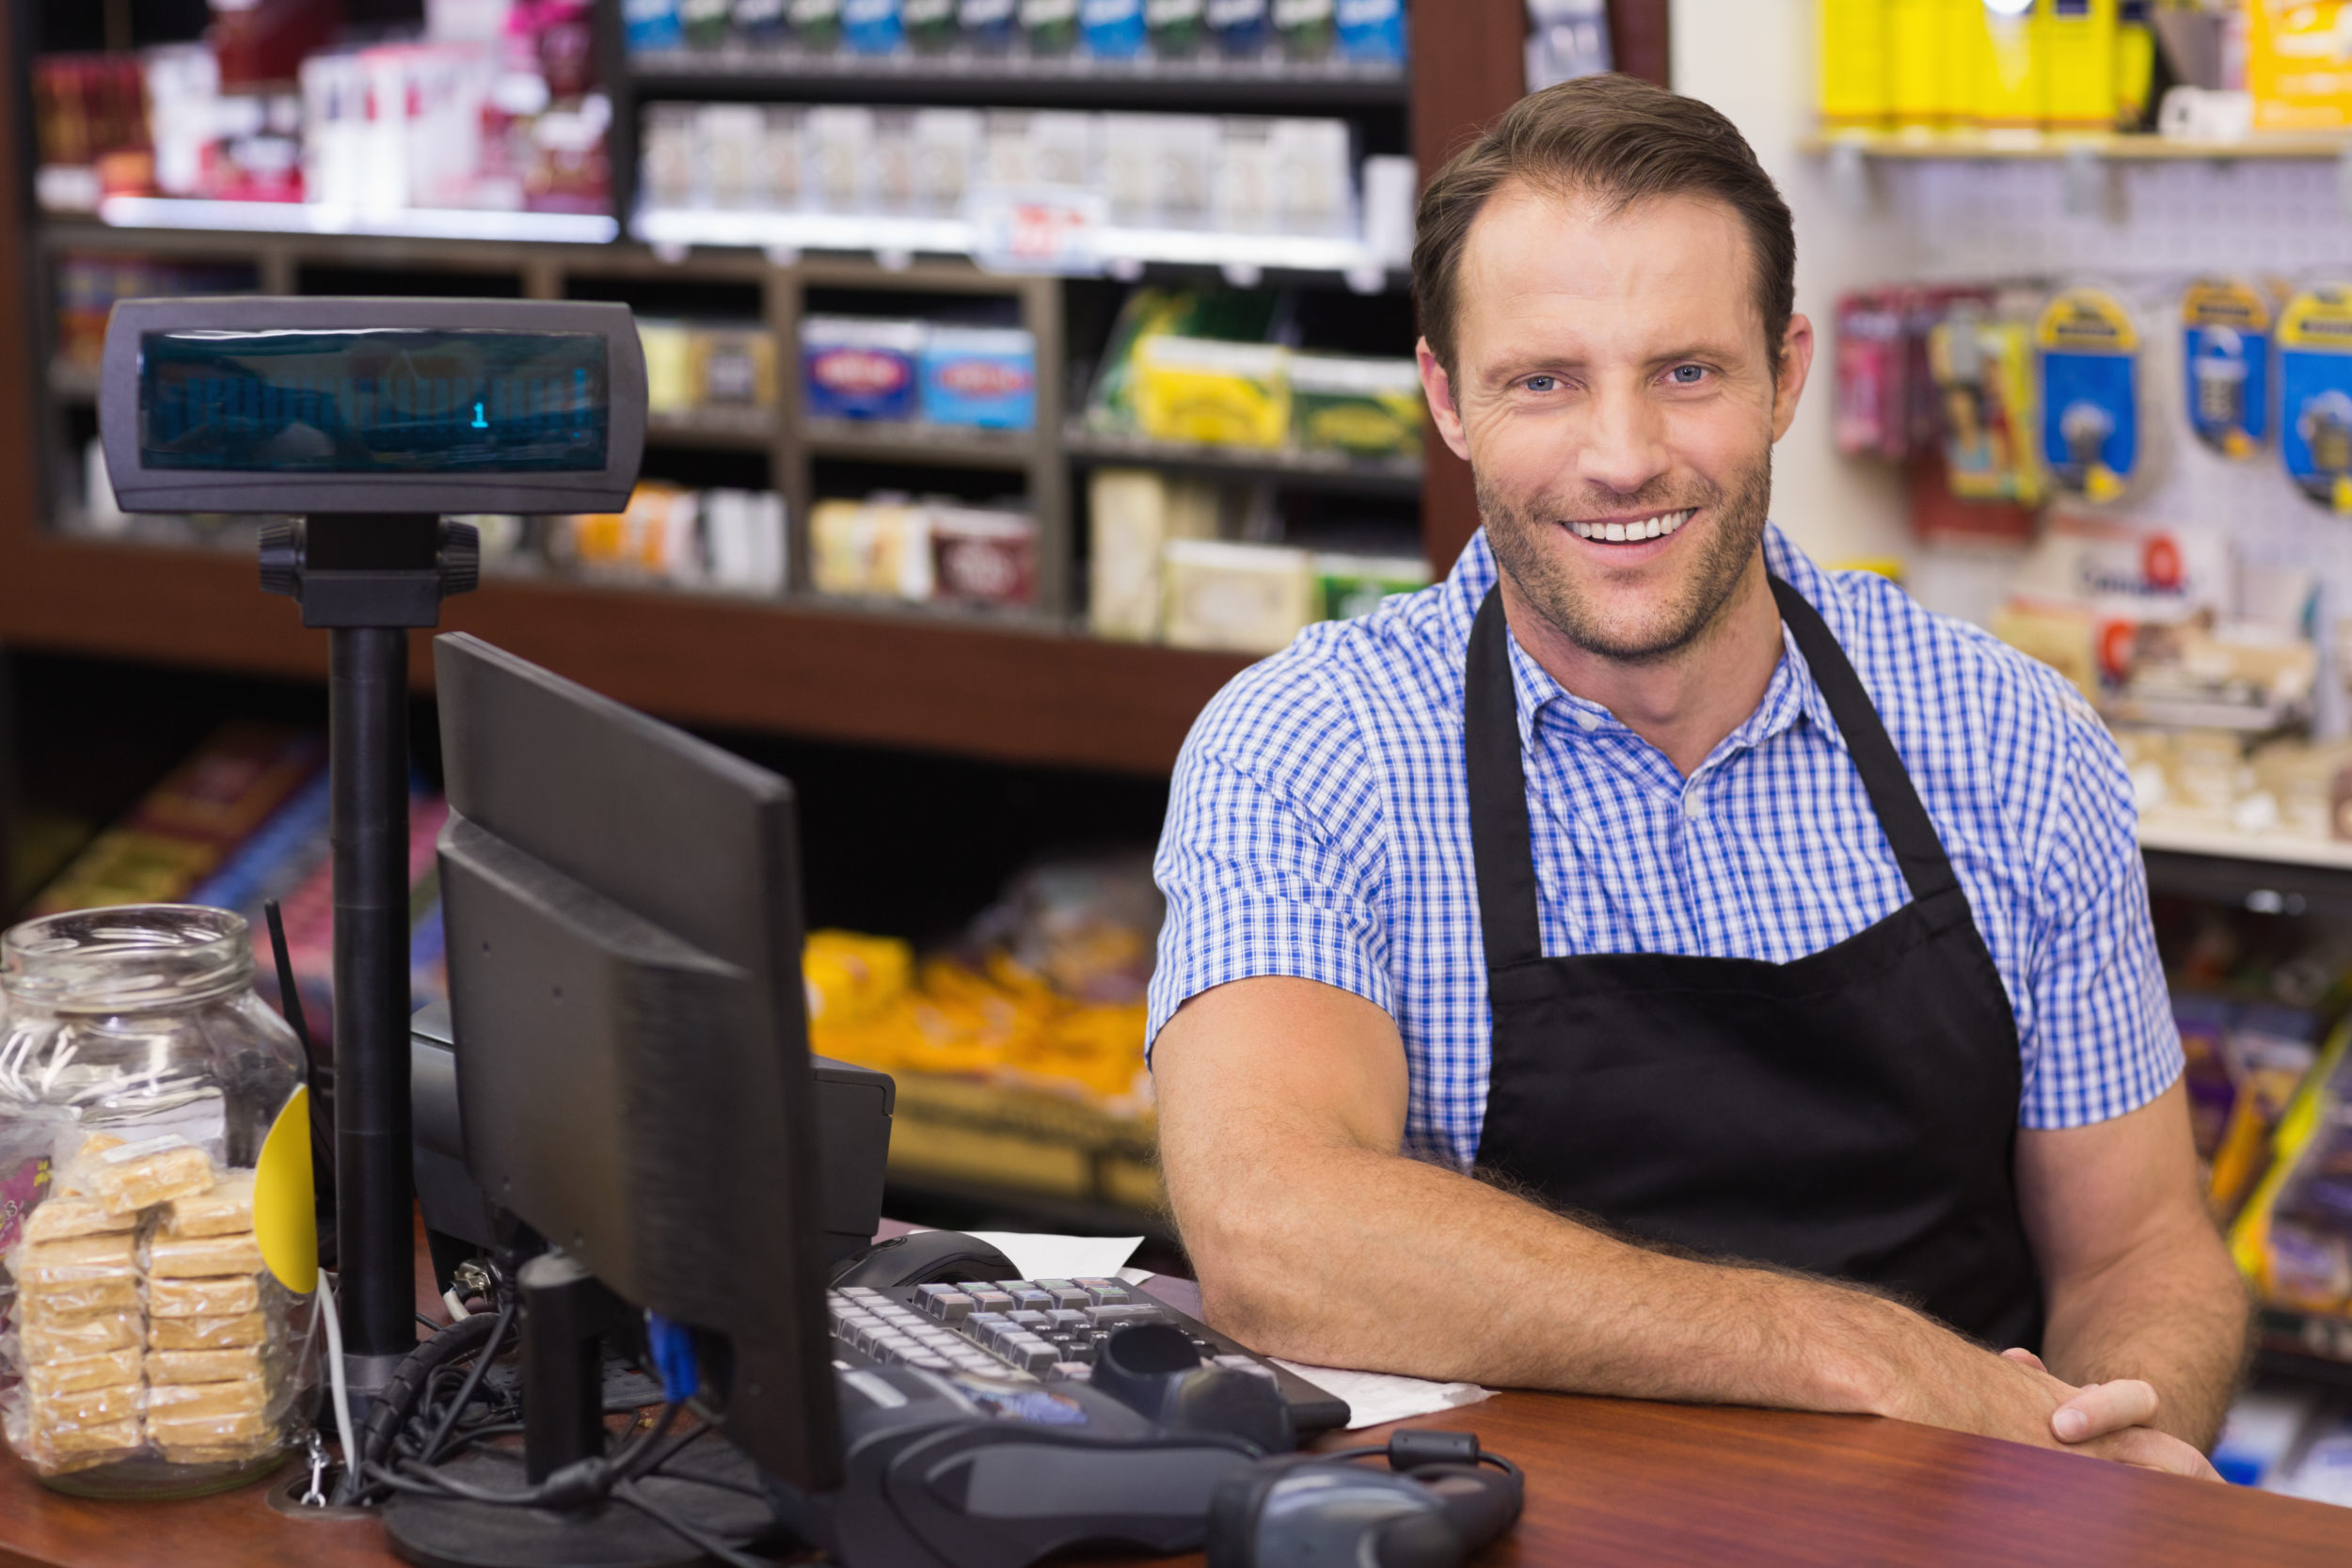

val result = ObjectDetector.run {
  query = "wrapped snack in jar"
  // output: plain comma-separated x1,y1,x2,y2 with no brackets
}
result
0,906,315,1497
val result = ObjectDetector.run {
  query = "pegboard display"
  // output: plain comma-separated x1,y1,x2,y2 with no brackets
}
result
1861,156,2352,737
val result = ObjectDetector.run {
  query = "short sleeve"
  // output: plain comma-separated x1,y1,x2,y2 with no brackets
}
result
2016,699,2184,1129
1146,659,1392,1053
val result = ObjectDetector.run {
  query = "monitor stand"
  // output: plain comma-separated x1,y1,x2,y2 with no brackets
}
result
383,1256,779,1568
263,514,479,1403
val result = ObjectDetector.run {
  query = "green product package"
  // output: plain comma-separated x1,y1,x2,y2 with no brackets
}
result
1147,0,1206,53
1085,288,1287,434
903,0,960,47
1289,354,1423,458
1272,0,1333,57
787,0,843,46
1315,552,1430,622
1022,0,1080,51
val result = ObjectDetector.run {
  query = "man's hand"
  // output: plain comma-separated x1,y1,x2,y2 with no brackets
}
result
1999,1347,2220,1481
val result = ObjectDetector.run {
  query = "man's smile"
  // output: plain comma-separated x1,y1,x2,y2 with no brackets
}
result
1559,507,1696,546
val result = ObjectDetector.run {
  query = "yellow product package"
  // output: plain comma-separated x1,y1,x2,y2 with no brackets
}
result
1133,337,1290,450
1288,356,1423,459
2250,0,2352,132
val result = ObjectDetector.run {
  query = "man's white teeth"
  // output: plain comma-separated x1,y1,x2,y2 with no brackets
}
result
1566,509,1694,543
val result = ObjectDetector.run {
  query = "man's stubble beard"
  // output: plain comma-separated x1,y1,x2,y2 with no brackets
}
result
1477,446,1775,666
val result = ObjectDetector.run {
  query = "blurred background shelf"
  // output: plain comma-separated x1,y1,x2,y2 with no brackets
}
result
2138,824,2352,921
1804,129,2352,162
1064,427,1426,497
628,48,1409,110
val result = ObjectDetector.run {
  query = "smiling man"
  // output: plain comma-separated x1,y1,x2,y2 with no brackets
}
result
1148,77,2249,1477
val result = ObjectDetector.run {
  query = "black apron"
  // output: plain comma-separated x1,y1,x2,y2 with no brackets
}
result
1466,575,2043,1350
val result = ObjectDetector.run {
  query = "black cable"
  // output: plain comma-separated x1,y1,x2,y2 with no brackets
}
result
415,1312,442,1332
416,1303,516,1468
613,1402,682,1482
612,1481,772,1568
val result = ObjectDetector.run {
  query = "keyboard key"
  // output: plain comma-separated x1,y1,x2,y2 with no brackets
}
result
1045,1309,1091,1331
1008,1310,1052,1332
969,1291,1015,1314
994,1281,1038,1293
1050,1362,1093,1383
1086,1304,1166,1329
922,1291,976,1323
1047,1287,1092,1310
1070,1277,1117,1289
1009,1290,1055,1313
1081,1284,1131,1307
909,1354,954,1372
1002,1336,1058,1372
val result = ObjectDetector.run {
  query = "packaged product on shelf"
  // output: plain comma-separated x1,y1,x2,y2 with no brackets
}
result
2249,0,2352,132
811,495,934,601
842,0,905,50
732,0,793,45
695,104,768,209
691,326,780,409
2033,284,2148,505
625,0,687,50
1206,0,1272,55
902,0,960,49
2210,1006,2325,1221
962,0,1022,51
920,326,1039,430
1274,0,1335,59
1214,118,1279,233
1835,290,1910,460
806,105,878,210
702,489,790,594
2279,282,2352,515
1816,0,1888,129
2232,1028,2352,1316
930,506,1041,608
1118,115,1218,228
871,109,921,214
2114,0,2156,130
681,0,736,47
2182,277,2277,461
911,109,983,214
1314,552,1429,622
637,320,695,414
563,483,703,581
1088,467,1220,641
1023,0,1083,53
1337,0,1405,63
1134,334,1290,448
1881,0,1949,131
1083,0,1150,56
802,316,924,420
0,906,314,1495
1289,354,1422,457
1267,119,1354,236
1978,0,2041,129
639,103,696,207
1148,0,1206,55
2038,0,2118,131
789,0,846,47
1162,538,1315,653
1928,298,2042,506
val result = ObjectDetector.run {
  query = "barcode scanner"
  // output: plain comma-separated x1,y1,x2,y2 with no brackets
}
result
1204,1428,1525,1568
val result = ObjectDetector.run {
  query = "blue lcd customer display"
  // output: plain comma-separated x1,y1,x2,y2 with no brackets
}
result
139,329,610,474
101,297,645,516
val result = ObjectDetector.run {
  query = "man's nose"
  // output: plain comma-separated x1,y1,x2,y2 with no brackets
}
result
1576,380,1672,498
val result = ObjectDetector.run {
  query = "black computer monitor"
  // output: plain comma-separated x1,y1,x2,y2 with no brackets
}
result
430,631,840,1494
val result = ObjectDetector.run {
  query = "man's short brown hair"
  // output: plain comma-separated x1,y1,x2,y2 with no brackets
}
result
1412,74,1797,381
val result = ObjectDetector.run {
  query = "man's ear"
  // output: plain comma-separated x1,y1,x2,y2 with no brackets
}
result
1771,312,1816,443
1418,337,1473,463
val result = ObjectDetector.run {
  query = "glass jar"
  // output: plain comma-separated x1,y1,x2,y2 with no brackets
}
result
0,905,316,1498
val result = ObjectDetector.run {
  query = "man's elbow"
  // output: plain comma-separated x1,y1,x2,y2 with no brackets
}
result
1168,1164,1328,1354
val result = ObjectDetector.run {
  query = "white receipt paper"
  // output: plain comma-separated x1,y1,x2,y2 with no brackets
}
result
1268,1360,1492,1431
950,1231,1146,1285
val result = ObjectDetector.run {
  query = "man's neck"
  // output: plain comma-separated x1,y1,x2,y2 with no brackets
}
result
1498,550,1786,779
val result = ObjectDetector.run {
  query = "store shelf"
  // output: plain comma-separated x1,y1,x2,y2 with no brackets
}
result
645,407,779,449
1065,427,1424,497
802,418,1040,468
0,532,1248,775
628,47,1408,109
46,361,96,402
1804,129,2352,162
2138,822,2352,920
89,197,621,245
632,205,1402,288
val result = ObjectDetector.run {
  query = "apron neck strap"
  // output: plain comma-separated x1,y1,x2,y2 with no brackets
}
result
1464,575,1963,972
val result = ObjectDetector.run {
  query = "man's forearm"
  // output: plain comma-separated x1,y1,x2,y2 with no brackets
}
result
2039,1222,2250,1449
1183,1137,2007,1426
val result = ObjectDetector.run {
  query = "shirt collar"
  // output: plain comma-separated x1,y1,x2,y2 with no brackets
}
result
1435,524,1852,757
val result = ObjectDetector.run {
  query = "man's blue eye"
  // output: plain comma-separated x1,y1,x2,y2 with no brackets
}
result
1671,365,1708,385
1525,375,1557,392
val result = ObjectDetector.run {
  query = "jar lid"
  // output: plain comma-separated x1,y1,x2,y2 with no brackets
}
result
4,906,255,1012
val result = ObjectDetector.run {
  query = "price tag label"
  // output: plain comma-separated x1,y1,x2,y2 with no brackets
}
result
968,187,1108,277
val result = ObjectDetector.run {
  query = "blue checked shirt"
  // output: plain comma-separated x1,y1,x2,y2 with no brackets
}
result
1147,526,2184,1169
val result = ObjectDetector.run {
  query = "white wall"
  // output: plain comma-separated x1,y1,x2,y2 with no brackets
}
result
1669,0,1915,569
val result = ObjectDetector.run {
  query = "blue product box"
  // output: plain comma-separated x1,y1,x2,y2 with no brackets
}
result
921,326,1038,430
622,0,685,51
803,317,925,421
1081,0,1147,55
842,0,906,52
1335,0,1403,61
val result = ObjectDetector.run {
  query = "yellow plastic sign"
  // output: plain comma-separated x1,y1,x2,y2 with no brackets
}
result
253,1085,318,1294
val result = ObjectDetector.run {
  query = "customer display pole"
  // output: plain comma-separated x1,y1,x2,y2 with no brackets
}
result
262,513,480,1393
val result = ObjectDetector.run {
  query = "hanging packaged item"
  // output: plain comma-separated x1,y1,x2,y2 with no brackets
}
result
1928,297,2042,505
1818,0,1889,129
2279,282,2352,515
2033,284,2144,504
1835,290,1910,460
0,907,315,1497
2182,277,2275,461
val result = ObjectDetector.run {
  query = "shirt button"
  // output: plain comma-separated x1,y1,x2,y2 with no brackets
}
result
1575,709,1601,732
1682,792,1704,819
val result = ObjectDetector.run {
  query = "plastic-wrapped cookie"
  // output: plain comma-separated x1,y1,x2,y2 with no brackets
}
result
144,1231,264,1279
21,1196,136,1245
20,1311,142,1363
144,1347,267,1386
160,1172,256,1239
147,1312,266,1353
145,1276,262,1319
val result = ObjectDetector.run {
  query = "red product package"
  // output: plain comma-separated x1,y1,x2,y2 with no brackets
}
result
929,506,1038,609
1834,290,1907,460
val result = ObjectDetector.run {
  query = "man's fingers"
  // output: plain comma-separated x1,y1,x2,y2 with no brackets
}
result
2000,1347,2047,1372
2100,1426,2222,1482
2051,1379,2160,1443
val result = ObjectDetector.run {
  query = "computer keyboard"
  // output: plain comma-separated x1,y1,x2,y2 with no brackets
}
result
825,1276,1350,1434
